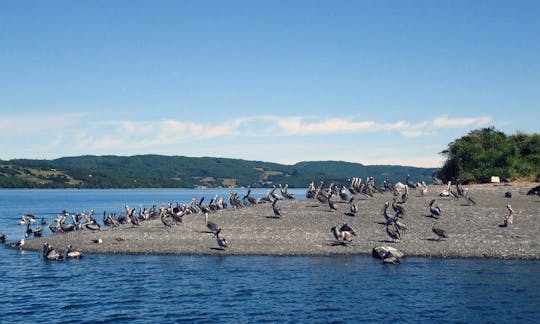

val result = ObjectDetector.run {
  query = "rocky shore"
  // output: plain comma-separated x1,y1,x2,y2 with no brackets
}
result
13,183,540,259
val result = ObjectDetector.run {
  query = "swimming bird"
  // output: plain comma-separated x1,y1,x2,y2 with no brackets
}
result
272,199,282,218
42,243,63,261
66,245,84,259
214,229,229,250
431,221,448,240
205,212,219,234
0,233,5,243
428,199,441,218
504,204,514,227
32,226,43,237
381,251,401,264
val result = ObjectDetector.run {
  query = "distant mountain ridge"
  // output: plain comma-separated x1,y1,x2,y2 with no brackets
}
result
0,155,437,189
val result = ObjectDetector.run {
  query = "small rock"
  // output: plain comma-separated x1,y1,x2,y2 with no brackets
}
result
372,246,405,260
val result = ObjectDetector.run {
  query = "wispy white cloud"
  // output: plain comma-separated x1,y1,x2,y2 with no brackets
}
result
432,115,491,128
0,112,491,166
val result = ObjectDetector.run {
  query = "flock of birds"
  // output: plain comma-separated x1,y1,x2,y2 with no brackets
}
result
2,175,531,264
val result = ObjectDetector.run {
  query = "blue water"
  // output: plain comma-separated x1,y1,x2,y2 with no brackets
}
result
1,189,539,323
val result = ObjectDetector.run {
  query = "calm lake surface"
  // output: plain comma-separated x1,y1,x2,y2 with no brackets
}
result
1,189,539,323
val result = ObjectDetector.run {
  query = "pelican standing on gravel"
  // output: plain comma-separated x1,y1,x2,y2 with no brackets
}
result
272,199,281,218
205,212,219,234
504,204,514,227
431,221,448,240
214,229,229,250
428,199,441,218
385,223,401,243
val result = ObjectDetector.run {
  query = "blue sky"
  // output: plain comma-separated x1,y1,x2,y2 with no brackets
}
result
1,0,538,167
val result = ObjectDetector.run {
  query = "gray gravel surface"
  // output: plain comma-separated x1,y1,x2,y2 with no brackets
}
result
14,184,540,259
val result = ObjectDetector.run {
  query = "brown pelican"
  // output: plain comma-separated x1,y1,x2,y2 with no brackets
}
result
272,199,282,218
205,212,219,234
42,243,63,261
33,226,43,237
160,210,172,228
331,226,354,244
48,223,63,234
431,221,448,240
214,229,229,250
382,202,395,223
405,174,417,189
85,219,101,231
270,186,283,201
243,189,257,205
338,185,349,202
280,184,296,200
419,181,428,197
429,199,441,218
392,198,406,217
385,223,400,243
66,245,84,259
382,251,401,264
18,216,26,226
348,197,358,215
327,192,337,212
401,186,409,203
504,204,514,227
439,181,454,197
8,235,27,249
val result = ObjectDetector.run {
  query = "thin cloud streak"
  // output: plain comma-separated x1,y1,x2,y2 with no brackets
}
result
0,113,491,167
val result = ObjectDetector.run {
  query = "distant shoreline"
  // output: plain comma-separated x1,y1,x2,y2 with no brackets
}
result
12,183,540,260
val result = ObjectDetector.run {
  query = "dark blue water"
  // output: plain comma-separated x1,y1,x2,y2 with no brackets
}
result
1,190,539,323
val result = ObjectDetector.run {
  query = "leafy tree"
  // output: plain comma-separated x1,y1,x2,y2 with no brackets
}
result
439,127,540,183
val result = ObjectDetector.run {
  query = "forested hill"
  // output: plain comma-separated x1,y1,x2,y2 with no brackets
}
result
0,155,436,189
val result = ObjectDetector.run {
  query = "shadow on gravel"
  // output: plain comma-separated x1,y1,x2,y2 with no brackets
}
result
209,247,225,251
328,241,353,247
343,212,356,217
265,216,281,219
378,240,399,244
421,238,443,242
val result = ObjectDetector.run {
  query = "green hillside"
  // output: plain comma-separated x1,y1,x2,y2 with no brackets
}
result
0,155,436,189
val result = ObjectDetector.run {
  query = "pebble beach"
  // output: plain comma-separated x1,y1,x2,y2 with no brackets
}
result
13,183,540,259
